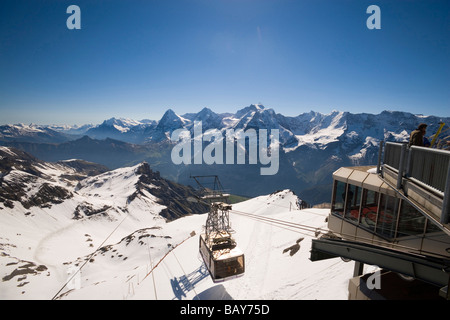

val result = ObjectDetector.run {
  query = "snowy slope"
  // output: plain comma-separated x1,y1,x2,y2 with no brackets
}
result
69,191,377,300
0,147,373,300
0,160,168,299
0,148,207,299
1,179,372,300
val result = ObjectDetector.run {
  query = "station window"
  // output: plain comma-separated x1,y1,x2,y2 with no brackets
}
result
376,194,399,238
359,189,379,232
396,200,426,237
332,180,347,217
344,184,362,222
425,219,442,234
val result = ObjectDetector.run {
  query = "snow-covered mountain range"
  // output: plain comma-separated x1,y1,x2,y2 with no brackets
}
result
1,105,449,204
3,105,447,149
0,146,375,300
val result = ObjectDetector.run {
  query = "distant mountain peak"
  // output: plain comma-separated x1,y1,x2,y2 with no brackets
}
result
199,106,213,113
154,109,188,137
159,109,183,122
250,103,265,110
163,108,176,116
235,104,265,118
197,107,216,117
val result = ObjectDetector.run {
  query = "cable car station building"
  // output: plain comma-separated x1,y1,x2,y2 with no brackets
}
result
311,142,450,299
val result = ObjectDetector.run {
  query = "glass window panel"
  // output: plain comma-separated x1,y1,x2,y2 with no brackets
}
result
332,181,346,217
397,201,426,237
360,189,379,231
345,185,361,223
376,194,399,238
426,219,442,234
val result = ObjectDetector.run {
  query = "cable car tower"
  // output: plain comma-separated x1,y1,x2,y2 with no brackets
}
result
191,175,245,283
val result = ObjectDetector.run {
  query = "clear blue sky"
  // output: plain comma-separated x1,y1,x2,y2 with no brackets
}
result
1,0,449,125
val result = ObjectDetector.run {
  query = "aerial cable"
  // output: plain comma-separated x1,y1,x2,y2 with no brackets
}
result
231,210,316,238
170,243,199,298
155,222,200,298
185,192,448,259
141,231,200,299
231,207,411,252
230,209,327,235
146,237,158,300
51,209,130,300
141,233,194,282
229,208,450,260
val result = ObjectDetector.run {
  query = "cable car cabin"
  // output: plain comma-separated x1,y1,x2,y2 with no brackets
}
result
199,232,245,283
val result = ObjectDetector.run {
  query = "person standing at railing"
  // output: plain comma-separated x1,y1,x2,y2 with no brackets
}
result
408,123,428,147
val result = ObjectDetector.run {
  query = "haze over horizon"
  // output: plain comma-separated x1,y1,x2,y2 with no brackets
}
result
1,0,449,125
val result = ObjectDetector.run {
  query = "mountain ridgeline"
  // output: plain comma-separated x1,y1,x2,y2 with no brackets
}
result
0,147,208,220
2,105,449,204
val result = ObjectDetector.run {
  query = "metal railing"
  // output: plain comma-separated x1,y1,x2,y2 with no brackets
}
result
383,142,405,172
379,141,450,224
408,146,450,193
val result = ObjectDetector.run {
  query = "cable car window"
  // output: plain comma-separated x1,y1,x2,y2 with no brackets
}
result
214,256,245,281
332,180,346,217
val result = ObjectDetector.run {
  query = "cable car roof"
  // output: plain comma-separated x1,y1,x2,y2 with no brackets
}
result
212,247,244,261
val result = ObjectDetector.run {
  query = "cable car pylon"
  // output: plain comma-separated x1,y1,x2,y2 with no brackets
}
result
190,175,245,283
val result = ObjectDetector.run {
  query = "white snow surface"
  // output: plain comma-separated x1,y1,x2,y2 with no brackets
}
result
1,171,366,300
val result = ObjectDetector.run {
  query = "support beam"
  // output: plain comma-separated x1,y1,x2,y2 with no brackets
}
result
353,261,364,277
396,143,407,190
377,140,384,174
311,237,450,288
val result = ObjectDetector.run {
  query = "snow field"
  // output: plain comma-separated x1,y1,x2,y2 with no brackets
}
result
1,164,365,300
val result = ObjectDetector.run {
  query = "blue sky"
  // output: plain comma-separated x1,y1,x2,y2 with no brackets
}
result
1,0,449,125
